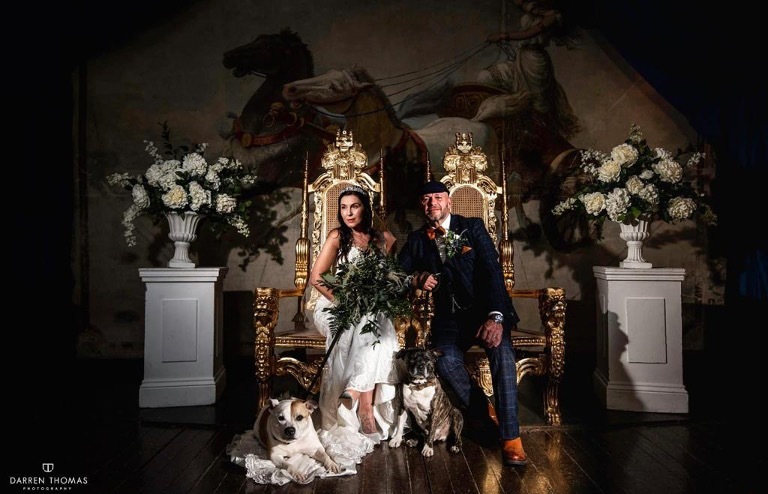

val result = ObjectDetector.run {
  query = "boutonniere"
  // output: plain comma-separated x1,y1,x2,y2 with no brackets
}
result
444,229,471,259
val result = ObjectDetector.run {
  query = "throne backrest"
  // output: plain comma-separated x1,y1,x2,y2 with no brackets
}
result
303,130,383,311
440,131,502,246
440,131,515,291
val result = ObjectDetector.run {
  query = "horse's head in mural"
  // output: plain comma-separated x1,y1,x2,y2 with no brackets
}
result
221,29,334,189
282,66,587,249
282,66,499,220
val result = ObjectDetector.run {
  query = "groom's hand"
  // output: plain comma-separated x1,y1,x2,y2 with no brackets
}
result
476,320,503,348
416,272,440,291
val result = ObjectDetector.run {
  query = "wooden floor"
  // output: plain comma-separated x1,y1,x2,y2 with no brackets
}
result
10,351,762,494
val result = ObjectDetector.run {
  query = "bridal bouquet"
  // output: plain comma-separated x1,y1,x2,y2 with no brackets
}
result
107,123,256,246
552,124,717,234
319,246,412,344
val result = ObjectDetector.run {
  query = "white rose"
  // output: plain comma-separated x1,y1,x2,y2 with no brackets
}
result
162,184,188,209
625,176,644,195
611,143,639,167
580,192,606,216
597,160,622,183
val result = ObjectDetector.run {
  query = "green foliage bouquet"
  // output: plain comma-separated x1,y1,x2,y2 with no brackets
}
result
552,124,717,236
107,123,256,246
319,246,412,344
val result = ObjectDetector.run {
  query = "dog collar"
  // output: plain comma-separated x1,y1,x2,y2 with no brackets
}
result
407,377,438,391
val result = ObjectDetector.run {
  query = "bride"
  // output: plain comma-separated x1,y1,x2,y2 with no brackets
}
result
309,185,400,442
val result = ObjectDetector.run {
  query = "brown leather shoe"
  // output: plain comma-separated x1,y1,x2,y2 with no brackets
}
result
487,401,499,427
501,438,529,466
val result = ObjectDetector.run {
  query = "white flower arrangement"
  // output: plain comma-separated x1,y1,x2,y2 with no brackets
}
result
552,124,717,234
107,123,255,246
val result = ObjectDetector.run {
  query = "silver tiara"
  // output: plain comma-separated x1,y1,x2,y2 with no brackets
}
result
340,184,368,196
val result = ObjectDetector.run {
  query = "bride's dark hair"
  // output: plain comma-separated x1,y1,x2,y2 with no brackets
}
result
337,187,381,260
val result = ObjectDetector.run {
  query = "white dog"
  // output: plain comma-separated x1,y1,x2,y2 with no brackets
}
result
255,398,341,481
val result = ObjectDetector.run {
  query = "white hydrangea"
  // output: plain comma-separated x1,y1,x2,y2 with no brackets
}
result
639,169,655,180
215,194,237,214
611,143,639,167
146,161,181,190
205,169,221,190
188,181,211,211
653,158,683,183
638,183,659,205
667,196,696,220
183,152,208,176
605,188,631,221
580,192,606,216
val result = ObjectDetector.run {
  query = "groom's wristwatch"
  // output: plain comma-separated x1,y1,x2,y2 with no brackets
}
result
489,313,504,324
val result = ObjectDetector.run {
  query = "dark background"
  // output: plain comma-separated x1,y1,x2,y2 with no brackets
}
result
14,0,765,416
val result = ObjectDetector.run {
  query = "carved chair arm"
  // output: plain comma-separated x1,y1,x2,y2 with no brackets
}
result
510,287,566,380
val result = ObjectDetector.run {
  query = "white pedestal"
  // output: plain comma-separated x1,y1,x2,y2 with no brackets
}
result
138,267,228,408
592,267,688,413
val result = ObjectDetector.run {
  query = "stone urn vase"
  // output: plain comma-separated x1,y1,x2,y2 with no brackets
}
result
165,212,204,268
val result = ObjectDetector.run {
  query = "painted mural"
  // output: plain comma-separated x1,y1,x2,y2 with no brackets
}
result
81,0,722,358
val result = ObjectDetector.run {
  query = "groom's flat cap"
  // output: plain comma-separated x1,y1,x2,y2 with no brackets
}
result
420,180,450,195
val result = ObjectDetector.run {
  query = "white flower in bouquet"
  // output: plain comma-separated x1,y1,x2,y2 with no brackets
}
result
552,124,717,236
107,122,256,246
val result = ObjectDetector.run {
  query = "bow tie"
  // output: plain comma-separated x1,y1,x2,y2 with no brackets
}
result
426,225,446,240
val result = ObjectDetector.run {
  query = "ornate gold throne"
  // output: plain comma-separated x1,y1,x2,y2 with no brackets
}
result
253,130,564,425
430,132,566,425
253,130,390,409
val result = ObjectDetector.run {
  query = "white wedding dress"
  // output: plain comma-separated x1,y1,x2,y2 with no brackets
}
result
312,245,401,443
226,246,403,485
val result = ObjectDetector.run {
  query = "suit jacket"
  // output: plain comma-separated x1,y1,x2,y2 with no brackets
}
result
398,214,520,330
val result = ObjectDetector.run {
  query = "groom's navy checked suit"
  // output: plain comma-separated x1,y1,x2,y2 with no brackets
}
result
399,214,523,440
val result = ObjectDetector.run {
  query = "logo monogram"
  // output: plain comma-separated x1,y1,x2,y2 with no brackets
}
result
42,463,54,473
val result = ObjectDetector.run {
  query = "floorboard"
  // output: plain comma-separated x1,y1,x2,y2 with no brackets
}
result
8,351,749,494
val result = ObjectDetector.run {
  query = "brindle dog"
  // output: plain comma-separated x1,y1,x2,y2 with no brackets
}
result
388,348,463,456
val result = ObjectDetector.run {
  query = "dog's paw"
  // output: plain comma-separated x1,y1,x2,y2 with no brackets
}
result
421,444,434,457
324,458,341,474
405,438,419,448
389,437,403,448
288,468,307,482
449,445,461,453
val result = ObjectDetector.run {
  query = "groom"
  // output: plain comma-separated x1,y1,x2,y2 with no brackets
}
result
398,180,528,467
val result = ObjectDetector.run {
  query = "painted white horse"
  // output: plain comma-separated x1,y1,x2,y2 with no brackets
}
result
281,67,500,184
